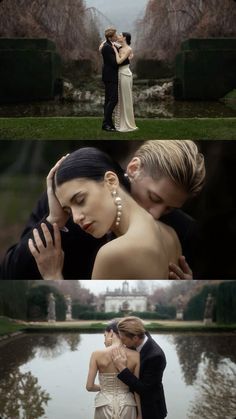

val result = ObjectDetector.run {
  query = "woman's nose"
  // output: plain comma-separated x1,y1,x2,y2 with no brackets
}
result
72,209,85,224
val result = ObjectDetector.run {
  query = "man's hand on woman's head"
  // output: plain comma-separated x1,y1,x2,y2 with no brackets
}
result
28,223,64,280
169,256,193,280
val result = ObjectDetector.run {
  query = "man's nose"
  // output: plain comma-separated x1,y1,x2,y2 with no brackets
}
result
148,205,166,220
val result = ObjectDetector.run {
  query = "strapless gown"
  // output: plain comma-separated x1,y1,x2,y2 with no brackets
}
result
94,372,137,419
115,65,138,132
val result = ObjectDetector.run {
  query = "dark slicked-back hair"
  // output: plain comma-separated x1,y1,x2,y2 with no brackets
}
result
55,147,130,192
105,318,122,335
122,32,131,45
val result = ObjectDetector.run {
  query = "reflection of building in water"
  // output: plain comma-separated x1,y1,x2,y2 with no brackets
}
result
104,281,147,313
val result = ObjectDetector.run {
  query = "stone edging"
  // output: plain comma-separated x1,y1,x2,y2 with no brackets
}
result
0,331,24,343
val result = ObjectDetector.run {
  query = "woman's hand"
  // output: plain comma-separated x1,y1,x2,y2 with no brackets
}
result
98,40,106,52
169,256,193,279
28,223,64,280
46,155,69,228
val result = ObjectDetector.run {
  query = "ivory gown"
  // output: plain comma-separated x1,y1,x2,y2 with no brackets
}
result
94,373,137,419
115,64,138,132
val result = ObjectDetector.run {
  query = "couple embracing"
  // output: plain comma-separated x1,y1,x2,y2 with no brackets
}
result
86,316,167,419
101,27,138,132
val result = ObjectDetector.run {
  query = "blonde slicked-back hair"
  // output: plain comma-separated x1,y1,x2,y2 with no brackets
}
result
105,27,117,40
117,316,146,339
135,140,205,197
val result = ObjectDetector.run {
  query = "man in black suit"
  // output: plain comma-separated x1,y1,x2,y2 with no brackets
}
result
101,27,119,131
1,140,205,280
113,316,167,419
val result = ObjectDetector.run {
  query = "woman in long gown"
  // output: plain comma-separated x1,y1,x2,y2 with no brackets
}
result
112,32,138,132
28,147,182,279
86,320,142,419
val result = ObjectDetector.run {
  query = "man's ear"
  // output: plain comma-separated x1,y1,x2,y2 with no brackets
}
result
126,157,141,180
104,171,119,190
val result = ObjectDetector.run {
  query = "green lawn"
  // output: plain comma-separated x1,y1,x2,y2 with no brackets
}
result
0,317,26,336
0,317,235,336
0,117,236,140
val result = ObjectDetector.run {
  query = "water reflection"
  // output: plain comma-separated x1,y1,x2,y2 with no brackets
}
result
173,334,236,385
0,369,50,419
0,98,235,118
188,360,236,419
0,333,235,419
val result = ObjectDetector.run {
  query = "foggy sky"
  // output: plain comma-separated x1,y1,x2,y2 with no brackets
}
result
85,0,148,32
80,280,171,295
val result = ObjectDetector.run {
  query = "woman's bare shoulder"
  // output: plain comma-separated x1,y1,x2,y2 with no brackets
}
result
92,239,132,279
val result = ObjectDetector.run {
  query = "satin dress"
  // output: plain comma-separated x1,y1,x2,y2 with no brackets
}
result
115,64,138,132
94,373,137,419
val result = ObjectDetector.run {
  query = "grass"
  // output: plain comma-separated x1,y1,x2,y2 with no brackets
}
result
0,117,236,140
1,317,235,337
0,317,26,336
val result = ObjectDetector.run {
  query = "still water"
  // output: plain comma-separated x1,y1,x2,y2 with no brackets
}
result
0,332,235,419
0,98,235,118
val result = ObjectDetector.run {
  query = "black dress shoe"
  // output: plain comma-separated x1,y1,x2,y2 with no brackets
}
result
102,125,116,132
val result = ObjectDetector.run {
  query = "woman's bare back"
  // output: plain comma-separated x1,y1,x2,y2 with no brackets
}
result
94,346,139,374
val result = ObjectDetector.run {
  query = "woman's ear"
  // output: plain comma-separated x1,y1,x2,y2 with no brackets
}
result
126,157,141,180
104,171,119,190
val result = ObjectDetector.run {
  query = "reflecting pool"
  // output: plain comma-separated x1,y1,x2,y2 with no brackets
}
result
0,332,235,419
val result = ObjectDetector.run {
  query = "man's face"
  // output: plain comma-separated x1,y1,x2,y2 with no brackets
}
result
111,32,118,42
128,167,188,220
118,332,140,348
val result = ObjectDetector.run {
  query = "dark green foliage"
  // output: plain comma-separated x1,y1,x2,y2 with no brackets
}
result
74,311,122,320
73,310,173,321
135,59,174,79
174,38,236,100
184,285,218,321
132,308,176,320
72,303,95,319
0,38,62,103
27,285,66,321
63,59,93,85
155,305,176,319
0,281,31,320
216,281,236,324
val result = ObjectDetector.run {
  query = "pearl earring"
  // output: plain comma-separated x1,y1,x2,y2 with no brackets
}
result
112,190,122,227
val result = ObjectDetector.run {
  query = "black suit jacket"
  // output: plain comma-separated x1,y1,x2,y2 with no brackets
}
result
0,191,106,279
118,333,167,419
101,40,118,83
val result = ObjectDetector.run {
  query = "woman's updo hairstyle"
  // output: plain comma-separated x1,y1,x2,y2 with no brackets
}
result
105,319,121,335
55,147,130,192
122,32,131,46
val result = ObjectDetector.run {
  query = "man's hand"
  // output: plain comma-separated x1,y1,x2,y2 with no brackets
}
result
28,223,64,280
112,347,127,372
169,255,193,279
46,155,70,228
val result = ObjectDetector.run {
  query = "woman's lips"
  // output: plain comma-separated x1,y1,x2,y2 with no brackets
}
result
82,222,94,232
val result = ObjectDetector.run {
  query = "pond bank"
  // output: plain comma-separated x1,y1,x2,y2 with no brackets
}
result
1,318,235,340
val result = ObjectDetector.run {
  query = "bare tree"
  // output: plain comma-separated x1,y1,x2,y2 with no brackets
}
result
135,0,236,62
0,0,101,64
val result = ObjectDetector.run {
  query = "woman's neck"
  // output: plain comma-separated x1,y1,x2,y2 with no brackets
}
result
111,189,146,237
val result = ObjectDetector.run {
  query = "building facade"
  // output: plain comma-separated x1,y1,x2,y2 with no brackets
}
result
104,281,147,313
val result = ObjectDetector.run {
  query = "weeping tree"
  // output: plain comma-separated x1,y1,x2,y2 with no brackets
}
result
135,0,236,62
0,0,101,68
0,280,36,320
